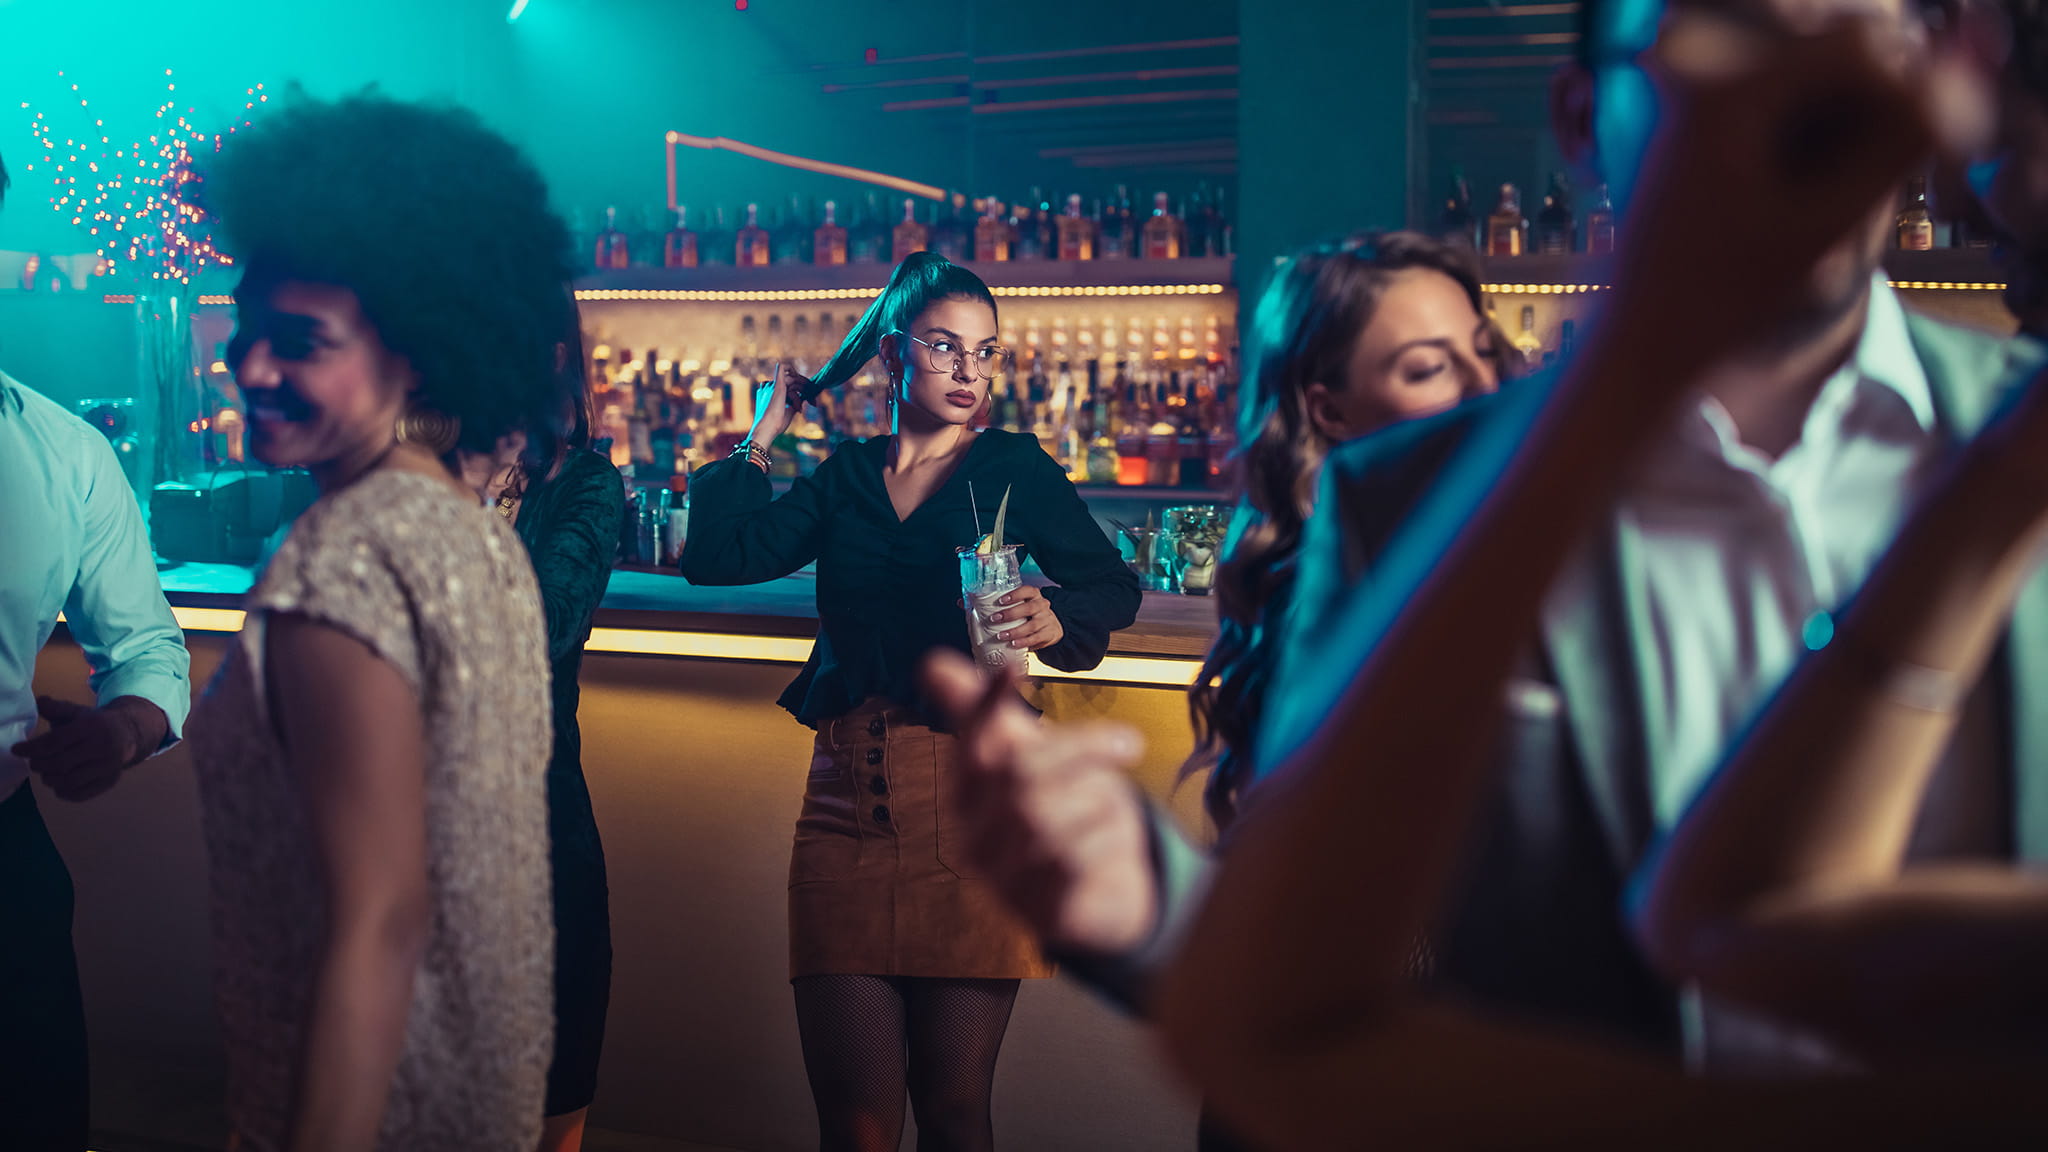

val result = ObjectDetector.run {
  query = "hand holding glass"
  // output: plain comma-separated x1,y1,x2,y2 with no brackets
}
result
960,545,1031,675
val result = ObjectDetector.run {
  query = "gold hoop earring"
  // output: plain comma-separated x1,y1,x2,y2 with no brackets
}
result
395,402,461,455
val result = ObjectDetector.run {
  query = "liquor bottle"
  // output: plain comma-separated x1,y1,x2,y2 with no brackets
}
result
1021,336,1048,430
662,206,699,268
1048,316,1072,381
1057,194,1098,261
1003,368,1028,439
637,207,670,267
627,360,654,464
1584,185,1616,255
1142,192,1185,260
1145,378,1178,486
1897,175,1935,251
818,311,839,360
933,197,972,263
1098,186,1135,260
735,203,771,266
1015,188,1049,261
700,206,734,267
588,342,613,402
975,198,1016,262
594,206,632,269
814,199,849,265
1034,190,1060,260
892,198,930,263
567,208,594,272
1203,362,1235,485
1032,363,1061,460
1208,184,1234,258
1114,361,1149,486
1175,376,1209,488
1534,173,1575,255
772,198,811,265
1054,359,1084,475
1438,170,1480,250
1512,306,1543,366
1486,184,1527,257
1186,182,1214,259
849,194,886,264
1085,361,1118,484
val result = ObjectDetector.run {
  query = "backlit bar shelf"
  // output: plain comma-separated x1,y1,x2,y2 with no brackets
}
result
573,256,1236,300
1477,249,2007,293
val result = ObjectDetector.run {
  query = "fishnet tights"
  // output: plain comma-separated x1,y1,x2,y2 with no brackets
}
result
793,974,1021,1152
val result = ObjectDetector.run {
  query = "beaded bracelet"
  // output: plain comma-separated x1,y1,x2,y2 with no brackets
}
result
731,439,771,475
1811,611,1968,714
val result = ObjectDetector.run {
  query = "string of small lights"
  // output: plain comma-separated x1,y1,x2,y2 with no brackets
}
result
19,70,265,284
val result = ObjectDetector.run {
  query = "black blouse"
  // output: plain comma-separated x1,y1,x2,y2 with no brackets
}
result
680,428,1141,727
513,446,624,778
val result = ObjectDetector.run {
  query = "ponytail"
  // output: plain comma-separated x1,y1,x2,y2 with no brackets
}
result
801,249,997,400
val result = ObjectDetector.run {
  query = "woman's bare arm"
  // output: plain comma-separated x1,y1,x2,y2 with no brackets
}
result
268,614,431,1152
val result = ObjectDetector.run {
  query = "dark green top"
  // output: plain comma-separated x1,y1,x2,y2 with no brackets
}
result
514,447,624,778
680,428,1141,727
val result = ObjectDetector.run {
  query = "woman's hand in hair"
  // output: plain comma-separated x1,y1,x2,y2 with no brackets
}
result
988,584,1064,652
747,364,809,447
921,648,1158,956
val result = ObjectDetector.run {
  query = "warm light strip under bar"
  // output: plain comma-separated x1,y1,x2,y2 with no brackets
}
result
1481,281,2007,294
575,284,1228,304
1889,280,2008,291
1481,283,1609,294
135,608,1197,688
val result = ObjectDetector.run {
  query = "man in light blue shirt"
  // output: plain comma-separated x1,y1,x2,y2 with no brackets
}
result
0,151,190,1149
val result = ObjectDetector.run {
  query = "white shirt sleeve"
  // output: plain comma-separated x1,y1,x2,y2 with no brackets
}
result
61,424,191,746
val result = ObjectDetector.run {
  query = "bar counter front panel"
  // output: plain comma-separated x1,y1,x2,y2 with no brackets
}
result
36,570,1212,1148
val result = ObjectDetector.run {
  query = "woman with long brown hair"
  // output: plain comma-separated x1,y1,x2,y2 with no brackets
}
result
1191,230,1511,827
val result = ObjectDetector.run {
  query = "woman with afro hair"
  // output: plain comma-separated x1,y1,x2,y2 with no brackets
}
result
186,91,573,1150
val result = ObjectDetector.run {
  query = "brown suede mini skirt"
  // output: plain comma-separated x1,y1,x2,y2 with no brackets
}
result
788,698,1055,981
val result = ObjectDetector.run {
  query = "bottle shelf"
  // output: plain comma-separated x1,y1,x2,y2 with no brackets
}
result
574,257,1236,298
1476,248,2005,291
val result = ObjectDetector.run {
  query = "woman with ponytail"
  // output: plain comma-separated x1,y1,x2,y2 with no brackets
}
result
1190,231,1509,829
681,251,1140,1151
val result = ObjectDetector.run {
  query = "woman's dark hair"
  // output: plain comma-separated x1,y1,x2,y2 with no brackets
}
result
1187,230,1510,830
2007,0,2048,99
203,89,574,461
533,285,593,465
495,286,594,506
802,250,998,399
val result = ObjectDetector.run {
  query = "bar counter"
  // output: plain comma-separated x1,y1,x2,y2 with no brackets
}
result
155,558,1218,686
150,473,1226,687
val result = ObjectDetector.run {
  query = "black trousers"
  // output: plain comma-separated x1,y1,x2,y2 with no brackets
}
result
0,781,90,1150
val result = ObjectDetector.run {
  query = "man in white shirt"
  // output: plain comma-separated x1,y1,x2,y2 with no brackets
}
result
0,153,191,1149
926,0,2048,1102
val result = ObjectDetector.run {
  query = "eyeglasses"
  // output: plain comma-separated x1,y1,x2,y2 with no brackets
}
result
901,333,1012,381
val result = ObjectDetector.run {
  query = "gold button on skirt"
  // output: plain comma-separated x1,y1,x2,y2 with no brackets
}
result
788,699,1055,981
